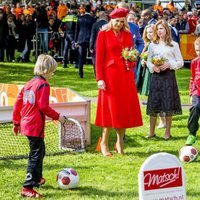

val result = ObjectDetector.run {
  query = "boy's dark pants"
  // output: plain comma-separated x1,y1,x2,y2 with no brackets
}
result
188,95,200,136
23,136,45,188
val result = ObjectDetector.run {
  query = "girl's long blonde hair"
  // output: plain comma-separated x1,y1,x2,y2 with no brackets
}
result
153,19,173,47
101,17,130,32
142,24,155,44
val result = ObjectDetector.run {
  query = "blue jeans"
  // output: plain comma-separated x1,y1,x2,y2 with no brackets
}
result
38,29,49,53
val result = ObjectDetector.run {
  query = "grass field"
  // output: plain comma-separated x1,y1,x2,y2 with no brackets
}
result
0,62,199,200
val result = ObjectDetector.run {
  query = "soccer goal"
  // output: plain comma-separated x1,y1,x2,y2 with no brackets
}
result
0,83,91,159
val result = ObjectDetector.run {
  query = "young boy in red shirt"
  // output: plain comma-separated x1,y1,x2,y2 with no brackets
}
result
185,37,200,145
13,54,65,198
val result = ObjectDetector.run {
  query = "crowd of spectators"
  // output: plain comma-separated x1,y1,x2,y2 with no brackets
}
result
0,0,199,69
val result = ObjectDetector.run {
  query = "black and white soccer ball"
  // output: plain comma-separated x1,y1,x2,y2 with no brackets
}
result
57,168,79,189
179,146,198,163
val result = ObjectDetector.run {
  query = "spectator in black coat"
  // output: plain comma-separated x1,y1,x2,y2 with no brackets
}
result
89,11,108,76
74,4,96,78
60,8,78,68
168,15,180,45
48,17,61,58
33,3,49,53
16,14,35,62
139,9,157,36
6,14,17,62
0,9,8,62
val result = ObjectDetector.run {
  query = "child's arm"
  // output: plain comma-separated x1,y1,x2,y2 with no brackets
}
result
12,88,24,135
189,60,195,97
37,84,61,120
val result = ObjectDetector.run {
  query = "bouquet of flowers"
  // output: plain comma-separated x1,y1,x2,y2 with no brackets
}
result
151,55,165,66
140,52,148,61
121,47,139,70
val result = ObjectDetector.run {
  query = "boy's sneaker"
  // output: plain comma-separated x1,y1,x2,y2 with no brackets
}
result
21,187,42,198
185,135,196,145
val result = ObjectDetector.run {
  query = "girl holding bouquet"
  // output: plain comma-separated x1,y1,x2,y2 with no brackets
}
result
137,24,155,96
146,19,184,140
138,24,166,130
95,8,143,156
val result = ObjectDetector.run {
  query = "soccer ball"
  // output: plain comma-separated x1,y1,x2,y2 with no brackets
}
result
57,168,79,189
179,146,198,163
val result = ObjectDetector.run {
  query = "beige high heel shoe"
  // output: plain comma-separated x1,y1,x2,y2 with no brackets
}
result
100,144,113,157
114,143,125,155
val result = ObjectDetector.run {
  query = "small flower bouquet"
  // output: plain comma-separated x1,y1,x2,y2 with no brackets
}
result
121,47,139,70
140,52,148,61
151,55,165,66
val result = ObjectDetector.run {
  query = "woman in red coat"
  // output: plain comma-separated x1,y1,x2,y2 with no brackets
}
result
95,8,143,156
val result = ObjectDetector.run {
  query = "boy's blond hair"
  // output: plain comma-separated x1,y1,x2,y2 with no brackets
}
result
194,37,200,46
34,54,57,76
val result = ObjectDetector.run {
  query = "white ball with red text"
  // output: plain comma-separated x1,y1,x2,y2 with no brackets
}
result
57,168,79,189
179,146,198,163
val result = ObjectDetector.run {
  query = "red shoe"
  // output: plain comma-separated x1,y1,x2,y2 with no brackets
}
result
21,187,42,198
39,178,46,185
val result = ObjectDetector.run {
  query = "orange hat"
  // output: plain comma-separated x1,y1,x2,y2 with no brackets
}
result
109,8,128,19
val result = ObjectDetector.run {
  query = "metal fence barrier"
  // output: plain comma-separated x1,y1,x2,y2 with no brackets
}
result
32,31,92,64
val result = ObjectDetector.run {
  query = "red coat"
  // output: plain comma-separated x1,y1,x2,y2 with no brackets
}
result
13,76,59,138
187,18,197,33
95,29,143,128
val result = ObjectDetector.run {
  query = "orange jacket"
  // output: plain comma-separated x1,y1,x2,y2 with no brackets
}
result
28,7,35,16
57,4,68,20
14,7,23,19
166,3,175,12
153,4,163,12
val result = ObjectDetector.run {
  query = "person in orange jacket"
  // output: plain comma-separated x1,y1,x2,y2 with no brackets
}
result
153,0,163,13
57,1,68,20
166,0,175,13
13,2,23,20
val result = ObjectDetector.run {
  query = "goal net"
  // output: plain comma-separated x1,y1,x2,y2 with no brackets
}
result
0,120,67,160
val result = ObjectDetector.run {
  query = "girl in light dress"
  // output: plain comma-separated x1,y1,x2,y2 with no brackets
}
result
137,24,166,136
146,19,184,140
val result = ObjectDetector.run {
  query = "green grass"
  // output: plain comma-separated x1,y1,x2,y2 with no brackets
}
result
0,62,98,97
0,62,199,200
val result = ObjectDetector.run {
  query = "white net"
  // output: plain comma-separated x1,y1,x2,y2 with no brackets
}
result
59,118,86,152
0,121,67,159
